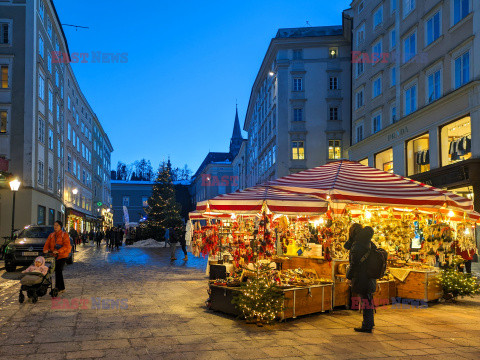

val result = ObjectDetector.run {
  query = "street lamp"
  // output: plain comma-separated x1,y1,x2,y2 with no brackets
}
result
72,188,78,195
9,178,21,241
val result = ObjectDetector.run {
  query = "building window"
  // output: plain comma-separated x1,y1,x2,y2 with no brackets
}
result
356,61,364,77
356,90,364,109
293,78,303,91
356,123,364,143
403,0,416,18
0,110,7,133
48,129,53,150
375,149,393,173
391,67,396,87
329,107,338,121
454,51,470,89
427,69,441,103
372,112,382,133
57,138,61,157
404,31,416,63
38,73,45,100
293,108,303,122
72,129,75,146
407,134,430,176
67,96,71,109
391,105,397,123
123,196,130,207
38,160,44,184
328,140,341,160
0,23,10,45
1,65,8,88
292,141,305,160
373,76,382,98
358,1,364,13
48,168,53,190
73,159,76,175
405,84,417,115
47,52,52,73
39,35,44,58
441,116,471,166
426,12,441,46
37,205,46,225
453,0,470,25
329,76,338,90
373,5,383,28
48,88,53,112
293,49,303,60
390,29,396,49
357,23,365,45
391,0,397,13
372,40,382,64
38,118,45,143
47,16,52,38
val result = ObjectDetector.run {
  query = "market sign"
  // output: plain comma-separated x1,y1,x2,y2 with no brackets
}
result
97,202,103,206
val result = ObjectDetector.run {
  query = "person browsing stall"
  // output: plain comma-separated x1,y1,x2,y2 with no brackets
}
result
43,221,71,294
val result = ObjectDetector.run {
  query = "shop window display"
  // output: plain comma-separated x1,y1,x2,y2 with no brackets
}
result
375,148,393,173
441,116,471,166
406,134,430,176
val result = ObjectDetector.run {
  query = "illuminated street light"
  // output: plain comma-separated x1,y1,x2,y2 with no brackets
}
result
9,178,21,241
72,188,78,195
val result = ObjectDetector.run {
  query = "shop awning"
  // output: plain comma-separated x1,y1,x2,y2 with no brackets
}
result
267,160,474,213
196,186,328,215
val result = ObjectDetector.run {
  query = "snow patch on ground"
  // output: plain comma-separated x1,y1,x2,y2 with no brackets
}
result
127,239,168,248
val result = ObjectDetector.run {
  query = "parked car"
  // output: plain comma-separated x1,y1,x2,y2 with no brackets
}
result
4,225,74,272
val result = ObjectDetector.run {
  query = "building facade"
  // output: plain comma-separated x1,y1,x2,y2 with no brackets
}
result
111,180,192,226
190,107,244,205
239,17,353,189
0,0,112,238
348,0,480,211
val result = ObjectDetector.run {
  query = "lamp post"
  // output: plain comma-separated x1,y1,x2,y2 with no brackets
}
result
9,179,21,241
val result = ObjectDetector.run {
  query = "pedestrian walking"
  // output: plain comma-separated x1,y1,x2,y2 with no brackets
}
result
345,223,376,333
89,229,94,244
43,221,72,295
69,228,78,252
170,226,188,261
95,230,103,247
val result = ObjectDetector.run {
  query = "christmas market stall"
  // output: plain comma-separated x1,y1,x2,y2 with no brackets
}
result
190,161,479,323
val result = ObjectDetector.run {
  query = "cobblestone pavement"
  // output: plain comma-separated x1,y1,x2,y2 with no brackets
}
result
0,243,479,360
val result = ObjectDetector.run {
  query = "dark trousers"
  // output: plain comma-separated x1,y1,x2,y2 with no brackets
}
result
458,260,472,274
55,258,67,291
361,293,375,330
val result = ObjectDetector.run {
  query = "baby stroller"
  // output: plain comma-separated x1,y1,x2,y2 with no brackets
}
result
19,256,58,303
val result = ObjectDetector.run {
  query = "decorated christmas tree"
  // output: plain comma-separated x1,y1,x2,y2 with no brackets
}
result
233,262,284,325
143,160,183,240
439,257,480,300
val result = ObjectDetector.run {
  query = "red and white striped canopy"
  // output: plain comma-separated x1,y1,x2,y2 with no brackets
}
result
267,160,474,213
196,186,328,215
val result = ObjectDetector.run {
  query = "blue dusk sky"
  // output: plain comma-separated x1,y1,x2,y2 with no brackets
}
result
54,0,351,173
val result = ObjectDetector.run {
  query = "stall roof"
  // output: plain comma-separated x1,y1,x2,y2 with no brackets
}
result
267,160,474,213
196,186,328,215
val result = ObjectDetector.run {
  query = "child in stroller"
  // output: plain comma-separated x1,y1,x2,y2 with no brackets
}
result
19,255,58,303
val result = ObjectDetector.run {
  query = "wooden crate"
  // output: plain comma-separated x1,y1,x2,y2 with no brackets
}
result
334,280,350,307
282,284,333,319
394,270,442,302
209,285,242,316
279,256,333,279
350,280,396,309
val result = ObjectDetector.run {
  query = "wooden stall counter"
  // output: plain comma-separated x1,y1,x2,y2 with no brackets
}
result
390,268,442,302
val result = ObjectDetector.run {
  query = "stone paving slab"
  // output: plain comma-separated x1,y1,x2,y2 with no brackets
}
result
0,243,479,359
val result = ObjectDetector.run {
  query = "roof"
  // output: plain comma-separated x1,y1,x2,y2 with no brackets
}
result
191,152,233,180
275,25,343,39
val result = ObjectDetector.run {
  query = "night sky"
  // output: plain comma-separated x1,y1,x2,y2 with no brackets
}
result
54,0,351,173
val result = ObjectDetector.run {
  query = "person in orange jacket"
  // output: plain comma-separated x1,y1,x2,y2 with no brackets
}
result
43,220,72,293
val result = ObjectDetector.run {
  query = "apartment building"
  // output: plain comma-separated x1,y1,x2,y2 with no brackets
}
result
348,0,480,211
0,0,112,237
240,14,353,188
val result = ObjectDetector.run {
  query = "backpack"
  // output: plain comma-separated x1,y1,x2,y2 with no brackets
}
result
360,247,388,279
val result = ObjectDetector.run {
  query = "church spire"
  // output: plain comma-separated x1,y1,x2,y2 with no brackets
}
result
229,104,243,157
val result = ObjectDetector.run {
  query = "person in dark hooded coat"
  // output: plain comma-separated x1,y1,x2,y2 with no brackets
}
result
345,223,377,333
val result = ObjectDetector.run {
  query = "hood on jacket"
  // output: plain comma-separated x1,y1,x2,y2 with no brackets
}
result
35,256,45,266
355,226,374,246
